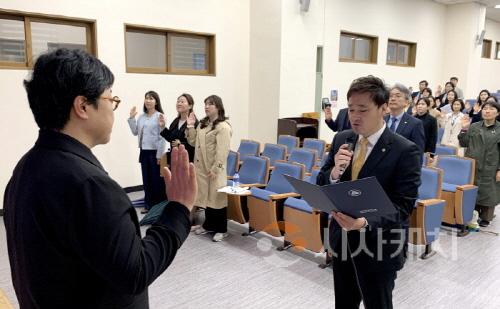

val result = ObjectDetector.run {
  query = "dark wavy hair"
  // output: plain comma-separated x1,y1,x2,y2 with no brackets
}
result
346,75,389,107
476,89,490,105
452,99,465,112
444,90,458,106
200,95,228,130
143,90,164,114
24,48,114,130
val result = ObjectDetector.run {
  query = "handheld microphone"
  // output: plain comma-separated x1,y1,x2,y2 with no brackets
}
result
338,138,355,176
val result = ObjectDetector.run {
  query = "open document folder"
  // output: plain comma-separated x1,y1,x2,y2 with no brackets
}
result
284,175,397,219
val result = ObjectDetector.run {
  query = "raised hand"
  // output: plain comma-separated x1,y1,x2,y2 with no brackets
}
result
324,106,333,121
162,145,197,211
461,114,471,130
187,112,196,127
130,106,138,119
473,102,481,113
158,113,166,129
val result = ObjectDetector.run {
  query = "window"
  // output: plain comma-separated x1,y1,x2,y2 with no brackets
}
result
386,39,417,67
495,42,500,60
125,25,215,75
0,10,95,69
339,32,378,64
482,39,492,58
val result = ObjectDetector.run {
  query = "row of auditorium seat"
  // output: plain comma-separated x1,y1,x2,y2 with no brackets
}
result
224,136,479,263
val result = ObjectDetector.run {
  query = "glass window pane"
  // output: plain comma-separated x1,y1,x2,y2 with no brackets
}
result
339,35,353,59
496,44,500,59
387,42,397,63
126,31,166,69
171,35,207,71
31,22,87,60
0,18,26,63
482,41,490,58
397,44,409,64
354,38,370,61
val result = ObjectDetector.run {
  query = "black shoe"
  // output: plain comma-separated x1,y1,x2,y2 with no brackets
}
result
479,220,490,227
141,209,149,214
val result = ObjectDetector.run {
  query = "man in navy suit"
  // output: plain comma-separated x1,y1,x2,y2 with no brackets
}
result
324,106,351,132
385,83,425,152
317,76,421,309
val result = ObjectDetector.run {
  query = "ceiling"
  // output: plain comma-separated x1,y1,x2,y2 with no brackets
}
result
434,0,500,22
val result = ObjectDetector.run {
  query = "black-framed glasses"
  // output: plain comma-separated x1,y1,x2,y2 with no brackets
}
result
101,96,121,111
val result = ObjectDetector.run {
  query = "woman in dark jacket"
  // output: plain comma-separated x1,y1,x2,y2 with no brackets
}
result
415,97,438,154
159,93,199,164
469,89,490,123
458,101,500,227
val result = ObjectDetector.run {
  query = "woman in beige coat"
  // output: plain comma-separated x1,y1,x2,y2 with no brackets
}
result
186,95,232,242
441,99,466,155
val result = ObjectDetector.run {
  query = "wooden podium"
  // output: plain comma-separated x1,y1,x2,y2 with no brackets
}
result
277,117,318,145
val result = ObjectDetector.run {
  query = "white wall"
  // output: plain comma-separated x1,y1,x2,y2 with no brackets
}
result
278,0,447,143
248,0,282,145
0,0,250,208
480,18,500,93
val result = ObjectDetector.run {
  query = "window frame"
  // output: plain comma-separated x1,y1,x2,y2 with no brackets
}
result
494,42,500,60
0,9,96,70
482,39,492,59
386,39,417,67
338,31,378,64
124,24,216,76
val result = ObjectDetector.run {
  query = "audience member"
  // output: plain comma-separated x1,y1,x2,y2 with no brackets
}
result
187,95,232,242
324,106,351,132
458,101,500,227
441,99,466,155
414,97,438,154
450,77,464,99
128,91,167,213
386,83,426,152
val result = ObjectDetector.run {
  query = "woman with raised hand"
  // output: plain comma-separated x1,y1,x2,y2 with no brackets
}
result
128,90,167,213
441,99,466,154
186,95,232,242
459,101,500,227
159,93,198,164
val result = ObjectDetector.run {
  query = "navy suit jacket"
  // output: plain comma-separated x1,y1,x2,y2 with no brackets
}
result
325,108,351,132
385,113,425,152
317,128,421,272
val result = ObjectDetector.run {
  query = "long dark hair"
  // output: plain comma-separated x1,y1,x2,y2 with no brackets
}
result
476,89,490,105
200,95,228,130
143,90,164,113
444,90,458,106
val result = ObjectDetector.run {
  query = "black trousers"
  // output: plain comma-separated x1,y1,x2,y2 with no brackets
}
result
333,253,397,309
139,150,167,209
203,207,227,233
476,204,496,221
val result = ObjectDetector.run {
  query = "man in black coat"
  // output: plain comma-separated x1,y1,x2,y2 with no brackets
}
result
3,48,197,309
324,106,351,132
317,76,421,309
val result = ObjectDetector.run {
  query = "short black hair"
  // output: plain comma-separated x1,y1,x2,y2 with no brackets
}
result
419,80,428,87
444,81,455,89
417,97,431,107
450,77,458,81
422,87,432,96
482,101,500,112
24,48,114,130
347,75,389,107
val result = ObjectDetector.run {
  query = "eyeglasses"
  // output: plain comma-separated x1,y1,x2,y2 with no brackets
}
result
101,96,121,111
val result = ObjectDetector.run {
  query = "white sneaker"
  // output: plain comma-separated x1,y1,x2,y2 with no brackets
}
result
194,227,210,235
212,233,228,242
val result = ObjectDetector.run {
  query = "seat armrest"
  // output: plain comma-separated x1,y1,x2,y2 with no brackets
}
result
456,184,477,191
416,199,446,207
242,183,267,188
269,192,301,200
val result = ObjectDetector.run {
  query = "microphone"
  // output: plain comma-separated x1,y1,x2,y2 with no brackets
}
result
338,138,355,176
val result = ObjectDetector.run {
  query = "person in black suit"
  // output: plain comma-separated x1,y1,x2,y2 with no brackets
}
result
324,106,351,132
159,93,199,163
3,48,197,308
414,97,438,154
317,76,421,309
385,83,426,152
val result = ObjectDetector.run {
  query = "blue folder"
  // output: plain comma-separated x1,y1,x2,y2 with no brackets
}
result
284,175,396,219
